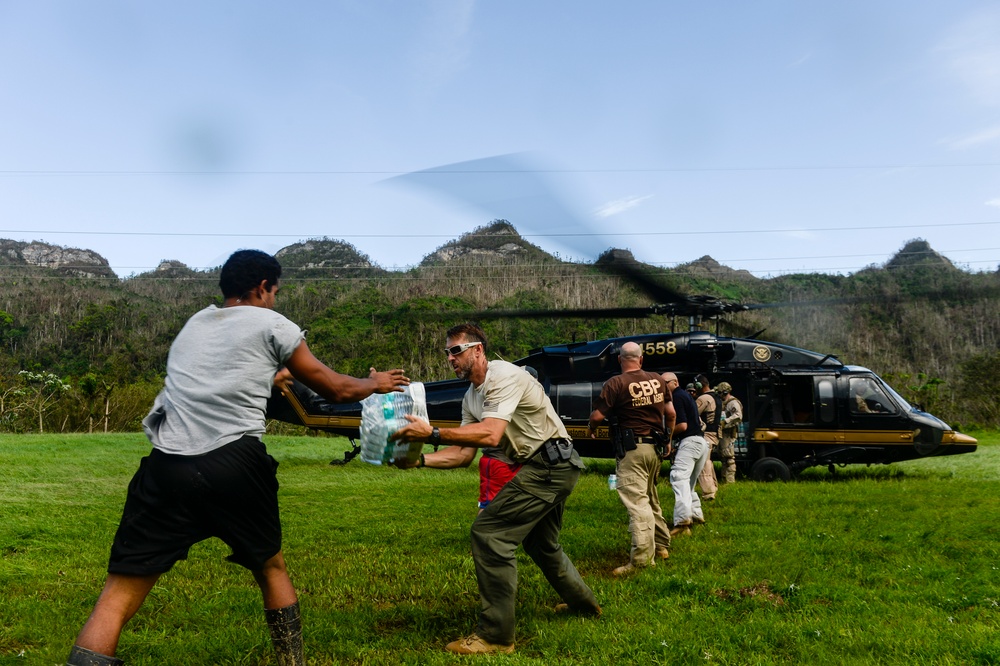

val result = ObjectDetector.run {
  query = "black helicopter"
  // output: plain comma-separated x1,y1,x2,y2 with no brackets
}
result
266,154,978,479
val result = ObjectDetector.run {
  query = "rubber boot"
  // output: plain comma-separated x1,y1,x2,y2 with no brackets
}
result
66,645,123,666
265,602,304,666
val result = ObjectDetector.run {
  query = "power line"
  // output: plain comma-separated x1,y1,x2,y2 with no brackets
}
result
3,220,998,241
1,259,996,283
2,162,1000,176
1,251,996,275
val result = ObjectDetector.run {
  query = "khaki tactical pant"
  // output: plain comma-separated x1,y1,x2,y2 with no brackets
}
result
719,433,737,483
697,433,719,497
616,443,672,565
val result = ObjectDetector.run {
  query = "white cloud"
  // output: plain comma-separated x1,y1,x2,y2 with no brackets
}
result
941,124,1000,150
936,9,1000,107
594,194,653,218
986,198,1000,208
787,52,811,68
411,1,476,96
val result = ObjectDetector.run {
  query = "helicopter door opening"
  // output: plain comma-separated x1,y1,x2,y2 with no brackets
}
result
553,382,598,423
771,376,816,425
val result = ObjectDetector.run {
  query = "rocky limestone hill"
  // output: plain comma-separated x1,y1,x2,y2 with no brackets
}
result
673,255,758,281
145,260,205,280
884,238,959,271
275,238,384,278
0,239,115,279
420,219,558,266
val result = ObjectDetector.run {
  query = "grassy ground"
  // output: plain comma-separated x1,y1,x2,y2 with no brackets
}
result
1,431,998,665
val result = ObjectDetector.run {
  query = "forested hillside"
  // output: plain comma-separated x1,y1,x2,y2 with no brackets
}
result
1,222,998,433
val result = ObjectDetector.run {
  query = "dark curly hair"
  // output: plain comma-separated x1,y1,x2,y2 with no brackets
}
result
219,250,282,299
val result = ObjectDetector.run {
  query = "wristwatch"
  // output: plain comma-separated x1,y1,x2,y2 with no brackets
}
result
429,427,441,445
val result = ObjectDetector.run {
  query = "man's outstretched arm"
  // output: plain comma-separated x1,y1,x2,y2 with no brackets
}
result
283,340,408,403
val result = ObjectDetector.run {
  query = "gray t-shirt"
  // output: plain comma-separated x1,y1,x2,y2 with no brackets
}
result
143,305,304,455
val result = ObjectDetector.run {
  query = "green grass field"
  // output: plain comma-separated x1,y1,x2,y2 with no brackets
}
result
2,432,998,665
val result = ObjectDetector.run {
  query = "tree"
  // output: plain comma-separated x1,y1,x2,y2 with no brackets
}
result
0,377,23,430
79,372,115,433
17,370,70,433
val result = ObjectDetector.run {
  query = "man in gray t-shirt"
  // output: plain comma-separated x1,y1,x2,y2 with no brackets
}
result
66,250,409,666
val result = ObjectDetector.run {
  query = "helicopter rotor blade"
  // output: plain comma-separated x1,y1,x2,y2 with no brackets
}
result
413,306,662,321
386,153,691,305
386,154,1000,324
593,249,690,304
744,284,1000,311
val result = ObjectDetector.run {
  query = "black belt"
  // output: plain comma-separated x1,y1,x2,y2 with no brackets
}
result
634,435,657,444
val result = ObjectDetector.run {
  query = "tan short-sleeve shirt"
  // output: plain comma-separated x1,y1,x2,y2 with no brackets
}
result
462,360,570,462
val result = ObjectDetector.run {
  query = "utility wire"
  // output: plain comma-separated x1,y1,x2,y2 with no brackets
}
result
2,162,1000,176
2,220,998,240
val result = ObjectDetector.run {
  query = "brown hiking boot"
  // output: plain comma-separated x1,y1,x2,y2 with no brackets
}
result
656,547,670,560
445,634,514,655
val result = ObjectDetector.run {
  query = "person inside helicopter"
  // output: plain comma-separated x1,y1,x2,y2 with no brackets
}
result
849,377,894,415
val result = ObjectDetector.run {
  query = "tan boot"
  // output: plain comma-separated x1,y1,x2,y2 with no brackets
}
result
445,634,515,655
669,523,692,537
613,562,635,576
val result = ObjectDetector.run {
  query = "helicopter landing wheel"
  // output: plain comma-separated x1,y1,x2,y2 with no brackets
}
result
750,457,791,482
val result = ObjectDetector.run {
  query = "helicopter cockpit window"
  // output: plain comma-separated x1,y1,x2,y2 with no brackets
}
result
881,382,914,412
849,377,896,415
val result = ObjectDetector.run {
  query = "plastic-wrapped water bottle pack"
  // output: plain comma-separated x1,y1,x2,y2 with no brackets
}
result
359,382,428,465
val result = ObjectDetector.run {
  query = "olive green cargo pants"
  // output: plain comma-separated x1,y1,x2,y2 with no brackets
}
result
470,453,598,645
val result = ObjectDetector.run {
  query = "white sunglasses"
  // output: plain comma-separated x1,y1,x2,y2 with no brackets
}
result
444,341,482,357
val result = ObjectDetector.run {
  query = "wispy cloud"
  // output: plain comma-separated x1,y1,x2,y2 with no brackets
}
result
986,198,1000,208
941,124,1000,150
412,1,476,96
935,8,1000,107
594,194,653,218
787,52,811,68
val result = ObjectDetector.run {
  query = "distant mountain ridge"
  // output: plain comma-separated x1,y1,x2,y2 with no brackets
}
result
1,227,992,281
0,228,997,433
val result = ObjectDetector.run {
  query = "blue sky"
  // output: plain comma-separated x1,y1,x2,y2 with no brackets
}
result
1,1,998,278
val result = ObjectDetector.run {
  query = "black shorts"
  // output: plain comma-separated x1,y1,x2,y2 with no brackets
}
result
108,436,282,575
